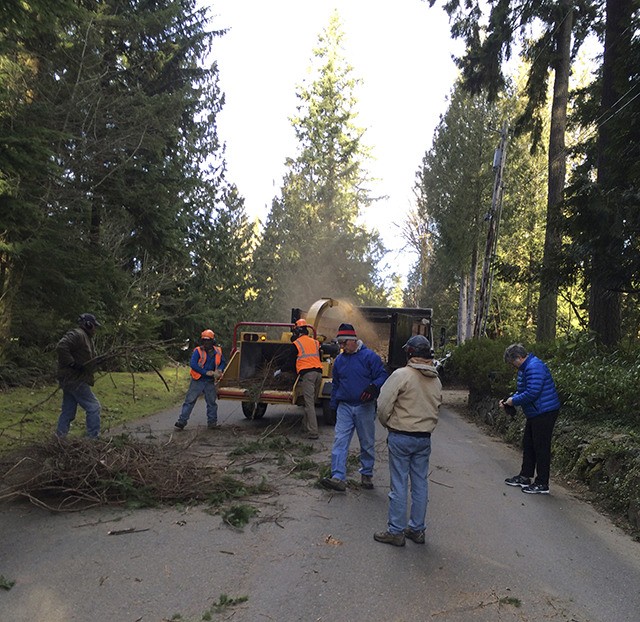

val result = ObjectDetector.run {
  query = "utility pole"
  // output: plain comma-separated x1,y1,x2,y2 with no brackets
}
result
473,122,509,338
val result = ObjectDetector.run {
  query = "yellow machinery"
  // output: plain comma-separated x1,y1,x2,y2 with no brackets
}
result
217,298,433,424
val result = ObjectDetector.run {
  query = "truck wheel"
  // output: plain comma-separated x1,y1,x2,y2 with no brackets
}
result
242,402,267,419
322,399,336,425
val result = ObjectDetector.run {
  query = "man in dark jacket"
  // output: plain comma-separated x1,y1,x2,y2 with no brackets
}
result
320,323,388,492
56,313,102,438
501,343,561,494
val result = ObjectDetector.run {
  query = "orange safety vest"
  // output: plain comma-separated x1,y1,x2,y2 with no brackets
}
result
294,335,322,373
190,345,223,380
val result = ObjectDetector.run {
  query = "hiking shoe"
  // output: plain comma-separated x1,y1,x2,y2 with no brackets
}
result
320,477,346,492
361,474,374,489
522,483,550,495
207,423,219,429
307,434,319,440
174,421,186,430
505,474,531,488
404,528,425,544
373,531,406,547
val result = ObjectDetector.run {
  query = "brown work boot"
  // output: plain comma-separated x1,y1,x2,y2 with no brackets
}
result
320,477,346,492
373,531,406,547
360,474,374,489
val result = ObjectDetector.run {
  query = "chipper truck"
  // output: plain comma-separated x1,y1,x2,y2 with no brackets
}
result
216,298,433,424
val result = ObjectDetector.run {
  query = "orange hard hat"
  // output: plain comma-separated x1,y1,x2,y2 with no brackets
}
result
294,319,308,327
201,329,215,340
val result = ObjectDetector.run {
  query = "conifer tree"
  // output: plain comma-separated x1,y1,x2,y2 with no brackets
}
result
251,11,386,319
0,0,252,372
431,0,597,342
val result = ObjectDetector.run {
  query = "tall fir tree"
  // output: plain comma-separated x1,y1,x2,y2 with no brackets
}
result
0,0,253,375
250,11,387,320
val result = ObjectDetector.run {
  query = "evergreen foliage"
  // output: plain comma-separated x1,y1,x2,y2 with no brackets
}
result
563,0,639,346
426,0,638,346
410,80,548,342
0,0,253,379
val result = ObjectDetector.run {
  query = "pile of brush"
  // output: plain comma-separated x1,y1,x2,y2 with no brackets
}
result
0,435,263,512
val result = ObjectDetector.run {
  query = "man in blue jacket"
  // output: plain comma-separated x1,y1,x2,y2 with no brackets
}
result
321,323,388,492
501,343,561,494
175,329,226,430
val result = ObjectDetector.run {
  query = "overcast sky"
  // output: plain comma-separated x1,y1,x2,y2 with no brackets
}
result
204,0,463,278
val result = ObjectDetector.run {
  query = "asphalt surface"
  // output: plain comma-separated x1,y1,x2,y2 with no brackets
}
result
1,393,640,622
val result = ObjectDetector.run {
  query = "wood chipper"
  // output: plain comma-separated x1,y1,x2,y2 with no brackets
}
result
216,298,433,424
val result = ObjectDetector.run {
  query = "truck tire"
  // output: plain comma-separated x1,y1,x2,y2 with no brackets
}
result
322,399,336,425
242,402,267,419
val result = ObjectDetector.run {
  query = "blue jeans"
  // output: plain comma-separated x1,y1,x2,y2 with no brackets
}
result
387,432,432,535
178,379,218,425
330,401,376,481
57,382,101,438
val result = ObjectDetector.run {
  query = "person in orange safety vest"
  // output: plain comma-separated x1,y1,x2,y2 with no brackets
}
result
291,319,322,439
175,329,226,430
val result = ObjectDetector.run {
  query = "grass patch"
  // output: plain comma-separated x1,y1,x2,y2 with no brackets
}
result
498,596,521,607
166,592,249,621
0,575,15,590
228,435,313,458
208,593,249,614
0,366,189,455
221,503,259,528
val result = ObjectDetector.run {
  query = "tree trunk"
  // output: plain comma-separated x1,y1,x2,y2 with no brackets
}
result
467,243,478,340
588,0,632,346
0,251,23,361
458,273,468,344
535,0,573,343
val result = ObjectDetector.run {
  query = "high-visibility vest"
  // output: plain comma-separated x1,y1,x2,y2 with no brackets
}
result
190,345,223,380
294,335,322,373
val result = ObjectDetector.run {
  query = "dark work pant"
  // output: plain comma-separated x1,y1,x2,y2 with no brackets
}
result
520,410,559,486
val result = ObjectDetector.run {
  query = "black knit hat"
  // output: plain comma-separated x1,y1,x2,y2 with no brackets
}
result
336,323,357,341
78,313,101,328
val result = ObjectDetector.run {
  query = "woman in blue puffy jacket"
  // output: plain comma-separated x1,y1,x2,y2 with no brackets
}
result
501,343,560,495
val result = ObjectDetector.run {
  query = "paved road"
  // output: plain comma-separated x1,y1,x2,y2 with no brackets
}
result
1,395,639,622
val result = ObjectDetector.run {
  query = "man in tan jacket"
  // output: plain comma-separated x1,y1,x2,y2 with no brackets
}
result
374,335,442,546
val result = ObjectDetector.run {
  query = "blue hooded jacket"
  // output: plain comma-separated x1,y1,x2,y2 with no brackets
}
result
330,342,388,409
511,354,560,418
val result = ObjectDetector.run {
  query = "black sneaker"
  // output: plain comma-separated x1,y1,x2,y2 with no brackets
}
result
505,475,531,488
404,528,425,544
174,421,186,430
522,483,550,495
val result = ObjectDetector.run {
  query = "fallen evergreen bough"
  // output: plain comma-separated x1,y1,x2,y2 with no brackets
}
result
0,435,270,512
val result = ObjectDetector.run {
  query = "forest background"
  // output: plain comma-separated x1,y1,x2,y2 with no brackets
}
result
0,0,638,386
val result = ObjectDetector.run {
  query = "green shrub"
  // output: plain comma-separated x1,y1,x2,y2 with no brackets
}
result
448,335,640,431
447,337,515,396
552,354,640,426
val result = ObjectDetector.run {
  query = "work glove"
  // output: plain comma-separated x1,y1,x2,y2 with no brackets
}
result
360,383,380,402
500,397,517,417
